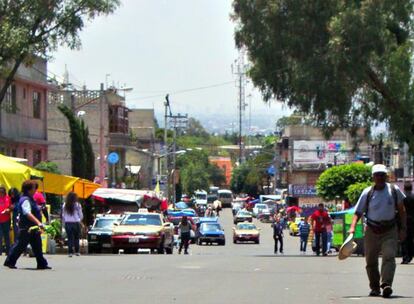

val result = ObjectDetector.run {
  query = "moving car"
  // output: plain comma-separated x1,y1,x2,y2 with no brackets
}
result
233,222,260,244
196,222,225,246
289,217,304,236
88,214,123,253
111,210,174,254
233,210,253,225
252,203,270,218
218,189,233,208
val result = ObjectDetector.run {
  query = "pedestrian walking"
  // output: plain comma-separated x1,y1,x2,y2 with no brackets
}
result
310,203,331,256
33,182,49,223
298,217,310,253
178,216,192,255
62,192,83,257
8,188,20,244
349,164,407,298
213,199,222,216
401,182,414,264
272,216,284,254
4,180,50,270
0,185,11,256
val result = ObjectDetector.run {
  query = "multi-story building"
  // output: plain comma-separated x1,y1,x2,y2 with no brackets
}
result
0,58,50,166
209,156,233,187
277,125,370,204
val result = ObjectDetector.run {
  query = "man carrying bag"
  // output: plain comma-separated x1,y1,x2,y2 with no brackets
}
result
349,164,407,298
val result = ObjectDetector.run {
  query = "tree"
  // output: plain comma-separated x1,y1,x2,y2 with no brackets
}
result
230,161,261,196
0,0,120,104
34,161,60,174
80,120,95,181
345,181,373,206
316,163,372,201
180,162,209,195
233,1,414,148
34,161,62,214
58,104,97,179
207,164,226,187
186,117,209,138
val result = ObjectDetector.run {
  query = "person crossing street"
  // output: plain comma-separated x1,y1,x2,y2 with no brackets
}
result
272,216,284,254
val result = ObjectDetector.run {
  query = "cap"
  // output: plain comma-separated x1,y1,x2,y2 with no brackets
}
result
372,164,388,175
338,233,358,260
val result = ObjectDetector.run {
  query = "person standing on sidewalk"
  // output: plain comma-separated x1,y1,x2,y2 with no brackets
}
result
298,217,310,254
310,203,331,256
272,216,284,254
4,180,50,269
349,164,407,298
62,192,83,257
0,185,11,256
401,182,414,264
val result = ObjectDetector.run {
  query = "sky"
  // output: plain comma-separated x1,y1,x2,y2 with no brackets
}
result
49,0,289,126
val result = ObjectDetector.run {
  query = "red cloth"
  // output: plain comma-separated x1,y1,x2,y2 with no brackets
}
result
311,210,330,233
0,195,11,223
160,199,168,211
33,191,46,206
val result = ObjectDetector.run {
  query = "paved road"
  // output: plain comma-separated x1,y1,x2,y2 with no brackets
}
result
1,209,414,304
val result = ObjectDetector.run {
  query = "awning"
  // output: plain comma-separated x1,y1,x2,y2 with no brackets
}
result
40,171,100,199
0,154,42,190
126,165,141,174
92,188,162,209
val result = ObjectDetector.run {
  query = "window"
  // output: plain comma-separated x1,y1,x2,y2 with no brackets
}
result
23,149,27,159
33,91,41,118
23,88,26,99
33,150,42,166
11,149,17,157
2,84,17,113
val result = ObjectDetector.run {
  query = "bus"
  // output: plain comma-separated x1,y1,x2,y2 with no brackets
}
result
217,189,233,208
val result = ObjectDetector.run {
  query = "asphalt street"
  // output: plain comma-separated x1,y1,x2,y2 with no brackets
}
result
1,209,414,304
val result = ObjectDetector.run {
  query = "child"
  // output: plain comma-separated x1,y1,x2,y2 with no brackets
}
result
298,217,310,254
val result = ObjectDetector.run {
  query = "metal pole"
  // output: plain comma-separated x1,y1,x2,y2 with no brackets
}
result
99,83,106,185
164,96,169,202
239,68,243,164
274,123,278,192
172,128,177,206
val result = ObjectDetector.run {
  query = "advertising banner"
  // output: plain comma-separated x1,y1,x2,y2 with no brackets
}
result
293,140,348,165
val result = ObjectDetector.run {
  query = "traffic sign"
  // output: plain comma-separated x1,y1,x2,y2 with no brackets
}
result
107,152,120,164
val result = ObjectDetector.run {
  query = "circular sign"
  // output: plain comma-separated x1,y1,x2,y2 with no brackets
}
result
107,152,120,164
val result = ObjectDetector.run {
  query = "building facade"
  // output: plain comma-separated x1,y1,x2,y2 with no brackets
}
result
0,58,50,166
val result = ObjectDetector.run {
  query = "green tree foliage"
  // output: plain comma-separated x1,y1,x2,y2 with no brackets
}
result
233,1,414,147
316,164,372,201
58,105,95,180
34,161,60,174
345,181,373,206
207,164,226,187
230,161,260,196
186,117,209,138
0,0,120,104
180,162,210,196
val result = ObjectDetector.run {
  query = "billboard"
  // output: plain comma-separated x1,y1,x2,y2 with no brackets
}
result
293,140,348,165
289,184,317,197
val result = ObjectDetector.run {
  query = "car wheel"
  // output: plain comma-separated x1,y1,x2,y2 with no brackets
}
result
233,239,237,244
112,248,119,254
220,240,226,246
158,238,165,254
255,239,260,244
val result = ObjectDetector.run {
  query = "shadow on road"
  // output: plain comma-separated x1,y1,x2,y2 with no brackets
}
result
343,295,412,300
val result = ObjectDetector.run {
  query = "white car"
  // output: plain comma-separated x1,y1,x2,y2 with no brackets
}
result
252,203,270,218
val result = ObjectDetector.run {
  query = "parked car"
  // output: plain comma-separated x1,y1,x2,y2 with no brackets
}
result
111,210,174,254
88,214,123,253
233,210,253,225
233,222,260,244
196,222,225,246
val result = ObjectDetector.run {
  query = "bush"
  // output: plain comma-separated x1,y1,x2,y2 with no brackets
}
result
316,163,372,201
345,181,372,205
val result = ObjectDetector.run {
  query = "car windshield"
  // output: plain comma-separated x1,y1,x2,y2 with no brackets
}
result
219,192,232,198
201,223,221,231
237,224,256,230
256,204,267,209
196,194,207,200
94,218,118,229
238,211,251,216
121,214,162,226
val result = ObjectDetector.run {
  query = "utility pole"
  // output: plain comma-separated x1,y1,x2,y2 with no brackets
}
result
163,94,169,195
99,83,106,185
273,122,278,193
232,50,247,164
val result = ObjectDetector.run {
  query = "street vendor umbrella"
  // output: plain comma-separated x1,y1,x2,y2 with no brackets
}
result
286,206,301,213
175,201,189,210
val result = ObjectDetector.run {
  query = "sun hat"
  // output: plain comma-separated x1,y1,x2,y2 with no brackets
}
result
338,233,358,260
372,164,388,175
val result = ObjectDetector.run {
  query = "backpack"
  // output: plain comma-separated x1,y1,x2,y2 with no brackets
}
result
364,184,400,233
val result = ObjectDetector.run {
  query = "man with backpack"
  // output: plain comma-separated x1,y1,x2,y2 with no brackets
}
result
349,164,407,298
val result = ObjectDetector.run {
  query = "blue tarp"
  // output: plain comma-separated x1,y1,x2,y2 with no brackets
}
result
175,201,189,209
167,210,194,217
